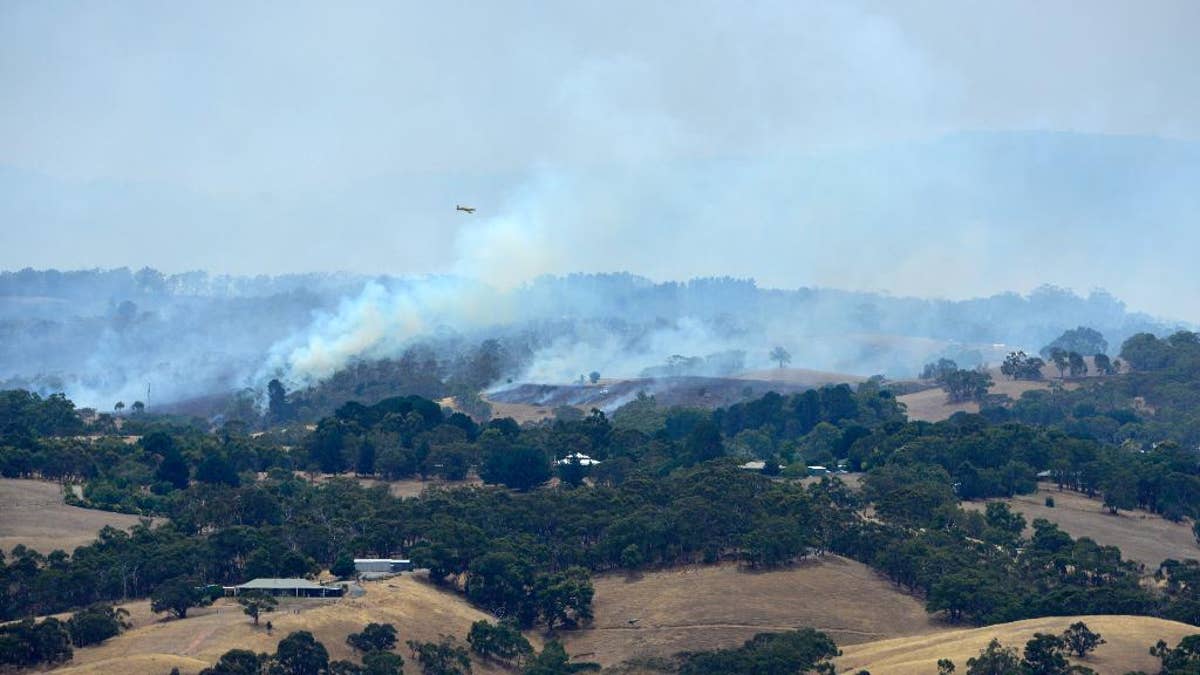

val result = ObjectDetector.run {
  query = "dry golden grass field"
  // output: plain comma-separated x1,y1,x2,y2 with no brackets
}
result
836,614,1198,675
53,574,524,675
0,478,149,554
963,486,1199,570
898,359,1108,423
896,372,1063,423
559,555,942,669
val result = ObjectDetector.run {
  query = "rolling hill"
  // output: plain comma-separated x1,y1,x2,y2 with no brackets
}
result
836,615,1198,675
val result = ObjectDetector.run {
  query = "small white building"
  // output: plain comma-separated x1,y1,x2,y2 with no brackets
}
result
739,460,766,471
557,452,601,466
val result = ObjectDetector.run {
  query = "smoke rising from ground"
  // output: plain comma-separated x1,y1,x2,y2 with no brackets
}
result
2,2,1199,405
3,2,1199,316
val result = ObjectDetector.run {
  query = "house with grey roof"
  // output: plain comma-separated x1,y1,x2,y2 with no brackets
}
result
227,578,344,598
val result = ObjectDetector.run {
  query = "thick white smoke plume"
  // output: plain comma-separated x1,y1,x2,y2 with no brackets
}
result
258,179,568,385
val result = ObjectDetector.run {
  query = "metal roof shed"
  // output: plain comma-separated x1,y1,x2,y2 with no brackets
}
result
233,578,343,598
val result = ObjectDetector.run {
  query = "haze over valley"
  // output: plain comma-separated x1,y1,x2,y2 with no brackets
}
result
4,3,1200,675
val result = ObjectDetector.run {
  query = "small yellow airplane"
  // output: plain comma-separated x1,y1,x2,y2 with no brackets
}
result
456,205,476,214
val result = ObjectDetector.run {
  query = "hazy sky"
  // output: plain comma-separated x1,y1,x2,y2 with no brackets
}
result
2,1,1199,316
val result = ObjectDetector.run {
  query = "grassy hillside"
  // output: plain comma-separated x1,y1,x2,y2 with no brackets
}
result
53,574,524,675
0,478,150,554
963,486,1198,570
898,360,1105,422
560,556,941,668
836,615,1198,675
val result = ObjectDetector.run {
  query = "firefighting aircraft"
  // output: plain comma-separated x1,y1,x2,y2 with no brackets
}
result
456,205,476,214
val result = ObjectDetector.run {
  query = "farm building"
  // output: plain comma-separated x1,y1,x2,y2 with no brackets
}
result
354,558,413,574
228,578,344,598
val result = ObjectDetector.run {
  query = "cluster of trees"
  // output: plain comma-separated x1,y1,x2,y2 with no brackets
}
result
1046,348,1092,379
1001,351,1046,380
1150,634,1200,674
0,616,73,669
937,622,1104,674
466,620,533,668
0,603,128,668
676,628,840,675
0,458,855,623
201,622,596,675
0,389,84,448
952,623,1102,675
920,358,994,403
5,339,1200,641
853,491,1155,624
1119,331,1200,373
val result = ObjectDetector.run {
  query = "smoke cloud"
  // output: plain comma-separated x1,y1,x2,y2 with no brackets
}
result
2,2,1200,404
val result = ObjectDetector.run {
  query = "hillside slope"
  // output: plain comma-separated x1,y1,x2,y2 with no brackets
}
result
0,478,151,555
836,615,1197,675
53,574,520,675
560,556,941,668
963,487,1198,570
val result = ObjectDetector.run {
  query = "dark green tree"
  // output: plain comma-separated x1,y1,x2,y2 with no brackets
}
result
534,567,594,630
1021,633,1069,675
406,636,471,675
685,420,725,464
1048,349,1069,379
151,577,212,619
940,369,993,403
1060,622,1104,658
268,379,291,423
1001,351,1045,380
201,649,263,675
152,439,190,490
196,452,240,487
466,620,532,666
66,604,129,647
273,631,330,675
1102,472,1137,514
362,650,404,675
347,623,398,654
332,552,357,580
480,445,551,491
1066,351,1088,378
1119,333,1171,371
